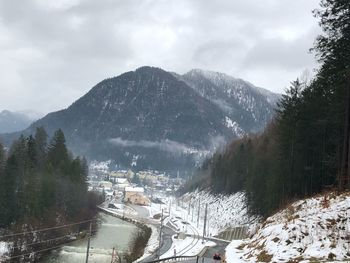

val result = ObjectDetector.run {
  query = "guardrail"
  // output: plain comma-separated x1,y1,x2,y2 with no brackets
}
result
144,255,200,263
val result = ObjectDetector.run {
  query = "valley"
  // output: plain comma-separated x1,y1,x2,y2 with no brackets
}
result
0,0,349,261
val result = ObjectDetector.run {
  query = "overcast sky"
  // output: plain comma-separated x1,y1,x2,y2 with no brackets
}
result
0,0,321,114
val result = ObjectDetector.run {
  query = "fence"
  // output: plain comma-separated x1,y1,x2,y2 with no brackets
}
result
215,226,249,240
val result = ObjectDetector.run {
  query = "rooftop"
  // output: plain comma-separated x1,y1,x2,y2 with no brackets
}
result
125,187,144,193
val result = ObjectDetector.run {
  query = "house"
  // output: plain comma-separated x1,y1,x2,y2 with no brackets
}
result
124,187,150,206
99,181,113,191
112,178,131,191
115,178,129,184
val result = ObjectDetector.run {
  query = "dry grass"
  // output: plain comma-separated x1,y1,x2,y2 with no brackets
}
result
272,237,280,243
236,243,246,250
256,250,273,262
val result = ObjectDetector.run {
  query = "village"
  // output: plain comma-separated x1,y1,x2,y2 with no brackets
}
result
87,161,184,208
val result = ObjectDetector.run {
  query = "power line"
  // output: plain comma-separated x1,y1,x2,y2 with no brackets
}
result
10,230,98,250
2,236,90,261
0,218,97,239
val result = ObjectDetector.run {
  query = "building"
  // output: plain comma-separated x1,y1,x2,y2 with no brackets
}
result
112,178,131,191
124,187,150,206
98,181,113,191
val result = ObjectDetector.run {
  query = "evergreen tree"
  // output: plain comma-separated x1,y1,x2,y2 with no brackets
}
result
47,129,69,171
0,128,99,261
189,0,350,218
34,126,48,169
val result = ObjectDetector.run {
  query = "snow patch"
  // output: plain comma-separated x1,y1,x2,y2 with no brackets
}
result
225,117,245,137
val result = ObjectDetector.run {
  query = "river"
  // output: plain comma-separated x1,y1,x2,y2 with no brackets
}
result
41,213,137,263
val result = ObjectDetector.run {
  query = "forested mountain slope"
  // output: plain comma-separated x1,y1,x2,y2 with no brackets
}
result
0,67,278,173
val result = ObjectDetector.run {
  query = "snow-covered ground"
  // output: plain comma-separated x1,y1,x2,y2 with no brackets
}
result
0,241,9,260
161,236,216,259
227,192,350,262
225,240,246,263
90,160,111,172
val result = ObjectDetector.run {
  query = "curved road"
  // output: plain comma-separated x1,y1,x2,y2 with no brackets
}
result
120,203,230,263
126,204,177,263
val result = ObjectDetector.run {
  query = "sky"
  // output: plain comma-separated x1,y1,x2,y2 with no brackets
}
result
0,0,321,115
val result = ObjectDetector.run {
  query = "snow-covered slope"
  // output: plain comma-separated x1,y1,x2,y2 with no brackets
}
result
0,242,9,261
181,69,279,133
179,190,258,236
229,192,350,262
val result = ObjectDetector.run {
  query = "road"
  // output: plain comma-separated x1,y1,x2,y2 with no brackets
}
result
202,239,229,261
174,239,229,263
128,204,150,218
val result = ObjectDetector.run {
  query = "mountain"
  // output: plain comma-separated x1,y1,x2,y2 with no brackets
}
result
180,69,279,133
0,110,37,133
0,67,280,174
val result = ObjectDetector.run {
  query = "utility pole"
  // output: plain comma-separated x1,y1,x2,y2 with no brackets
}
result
202,204,208,243
191,200,194,223
158,209,164,259
85,222,92,263
111,247,118,263
206,210,210,237
111,247,114,263
197,200,201,228
169,199,172,217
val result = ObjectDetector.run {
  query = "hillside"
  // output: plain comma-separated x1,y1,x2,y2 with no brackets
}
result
181,69,279,133
0,110,36,133
177,190,257,236
0,67,278,173
227,192,350,262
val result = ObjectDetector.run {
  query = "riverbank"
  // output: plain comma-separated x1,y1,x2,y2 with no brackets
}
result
98,206,160,262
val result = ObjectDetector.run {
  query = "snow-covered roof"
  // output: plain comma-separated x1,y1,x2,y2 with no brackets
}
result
125,187,144,193
115,178,128,184
114,183,129,188
99,181,112,186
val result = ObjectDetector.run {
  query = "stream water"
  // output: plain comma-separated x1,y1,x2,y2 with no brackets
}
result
41,213,137,263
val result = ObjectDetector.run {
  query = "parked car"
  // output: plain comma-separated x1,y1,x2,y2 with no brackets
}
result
108,203,118,209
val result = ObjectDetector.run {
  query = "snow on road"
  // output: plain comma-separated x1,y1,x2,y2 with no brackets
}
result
225,240,247,263
161,236,216,259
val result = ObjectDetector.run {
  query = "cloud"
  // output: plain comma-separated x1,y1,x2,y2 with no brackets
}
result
0,0,321,113
109,137,193,155
243,27,319,70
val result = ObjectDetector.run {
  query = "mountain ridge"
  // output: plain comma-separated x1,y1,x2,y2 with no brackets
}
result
0,66,280,173
0,110,40,134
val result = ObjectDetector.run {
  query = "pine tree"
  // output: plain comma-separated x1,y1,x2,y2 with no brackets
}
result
34,126,48,169
47,129,69,171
